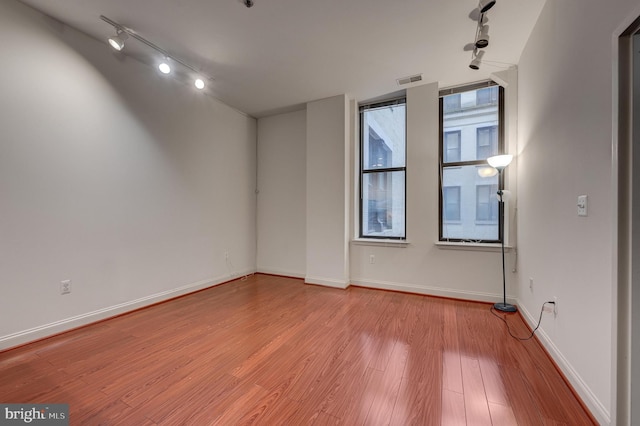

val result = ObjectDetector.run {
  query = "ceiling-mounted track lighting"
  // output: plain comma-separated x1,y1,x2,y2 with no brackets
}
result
465,1,495,70
100,15,213,92
108,30,128,51
478,0,496,13
475,25,490,49
469,50,484,70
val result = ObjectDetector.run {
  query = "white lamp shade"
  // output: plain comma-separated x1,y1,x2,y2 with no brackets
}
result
487,154,513,170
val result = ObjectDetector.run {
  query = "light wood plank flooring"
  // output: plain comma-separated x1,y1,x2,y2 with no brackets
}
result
0,274,595,425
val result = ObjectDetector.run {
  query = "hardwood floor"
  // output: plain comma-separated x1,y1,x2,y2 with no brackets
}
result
0,274,595,425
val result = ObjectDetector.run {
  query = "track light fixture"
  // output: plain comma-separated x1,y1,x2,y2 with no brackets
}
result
478,0,496,13
108,30,128,51
158,62,171,74
475,25,490,49
467,1,495,70
100,15,212,91
469,50,484,70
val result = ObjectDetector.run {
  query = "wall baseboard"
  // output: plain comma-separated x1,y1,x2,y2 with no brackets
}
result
0,269,256,351
350,277,516,304
305,275,349,289
257,267,305,279
518,303,609,425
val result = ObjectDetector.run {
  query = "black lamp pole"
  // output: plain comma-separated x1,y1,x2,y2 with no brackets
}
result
494,167,517,313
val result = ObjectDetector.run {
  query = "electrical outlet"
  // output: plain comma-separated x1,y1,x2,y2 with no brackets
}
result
543,304,554,313
369,255,375,264
60,280,71,295
529,277,534,290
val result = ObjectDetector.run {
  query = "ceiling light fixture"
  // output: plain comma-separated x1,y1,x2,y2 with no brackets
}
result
469,50,484,70
475,25,490,49
100,15,212,91
467,1,495,70
478,0,496,13
108,30,128,51
158,62,171,74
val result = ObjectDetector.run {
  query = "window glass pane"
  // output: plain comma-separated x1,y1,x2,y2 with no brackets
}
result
362,104,406,170
444,131,461,163
442,87,499,162
362,171,405,238
476,184,498,222
443,94,461,112
441,166,498,240
476,126,498,160
476,86,498,106
443,186,460,221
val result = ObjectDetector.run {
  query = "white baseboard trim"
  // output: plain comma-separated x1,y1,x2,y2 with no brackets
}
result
519,303,610,425
305,275,350,289
257,267,305,279
0,269,256,351
350,277,517,304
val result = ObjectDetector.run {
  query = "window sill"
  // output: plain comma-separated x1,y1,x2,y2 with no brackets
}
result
435,241,513,252
352,238,410,248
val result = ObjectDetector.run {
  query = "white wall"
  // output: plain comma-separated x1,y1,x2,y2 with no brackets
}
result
306,95,350,288
256,110,306,277
0,0,257,349
516,0,640,424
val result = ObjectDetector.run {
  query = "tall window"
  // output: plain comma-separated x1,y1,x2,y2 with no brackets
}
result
360,98,406,239
476,126,498,159
443,186,461,222
444,131,461,163
439,83,504,242
476,184,498,222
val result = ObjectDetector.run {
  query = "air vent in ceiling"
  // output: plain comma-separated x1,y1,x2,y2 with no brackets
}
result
397,74,423,86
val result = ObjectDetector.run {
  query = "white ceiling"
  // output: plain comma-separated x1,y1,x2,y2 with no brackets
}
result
18,0,546,117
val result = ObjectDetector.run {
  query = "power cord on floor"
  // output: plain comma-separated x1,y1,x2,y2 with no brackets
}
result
490,301,555,341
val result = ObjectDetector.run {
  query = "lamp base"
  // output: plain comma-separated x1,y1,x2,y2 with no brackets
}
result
494,302,517,313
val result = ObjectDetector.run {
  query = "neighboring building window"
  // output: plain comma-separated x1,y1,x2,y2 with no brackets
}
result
443,94,461,112
476,86,498,106
360,98,406,239
444,131,461,163
439,82,504,242
443,186,461,222
476,184,498,222
476,126,498,160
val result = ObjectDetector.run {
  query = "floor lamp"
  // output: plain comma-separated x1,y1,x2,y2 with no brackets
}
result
487,154,517,313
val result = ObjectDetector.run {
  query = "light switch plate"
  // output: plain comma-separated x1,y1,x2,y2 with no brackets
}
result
577,195,588,217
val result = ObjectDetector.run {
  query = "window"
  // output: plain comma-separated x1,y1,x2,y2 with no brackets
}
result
444,131,461,163
476,126,498,160
439,82,504,242
443,186,461,222
476,86,498,106
443,94,461,112
476,184,498,222
360,98,406,239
